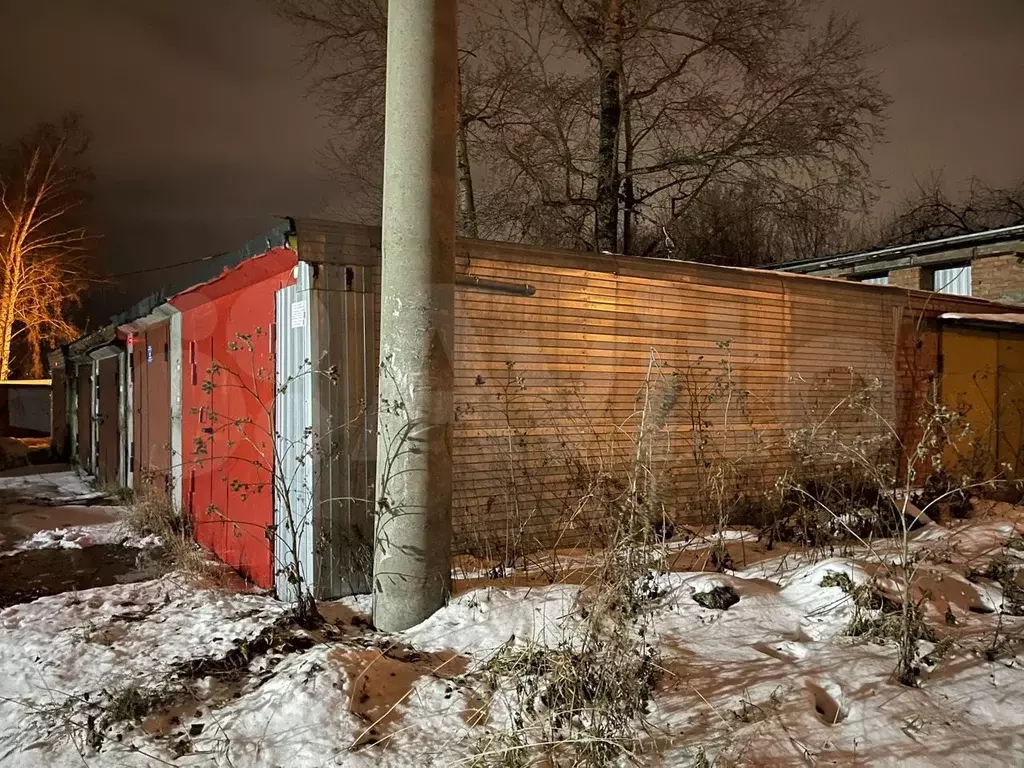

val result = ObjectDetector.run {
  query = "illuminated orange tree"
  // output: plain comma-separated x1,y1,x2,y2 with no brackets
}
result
0,115,90,379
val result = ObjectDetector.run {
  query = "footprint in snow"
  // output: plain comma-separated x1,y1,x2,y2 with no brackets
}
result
753,639,811,663
806,679,848,725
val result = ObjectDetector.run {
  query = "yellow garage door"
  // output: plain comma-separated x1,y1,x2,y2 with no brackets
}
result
997,332,1024,476
940,327,999,476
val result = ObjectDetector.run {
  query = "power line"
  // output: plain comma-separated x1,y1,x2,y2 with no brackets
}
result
99,252,230,281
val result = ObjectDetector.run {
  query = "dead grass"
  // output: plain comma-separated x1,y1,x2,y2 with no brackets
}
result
122,484,239,590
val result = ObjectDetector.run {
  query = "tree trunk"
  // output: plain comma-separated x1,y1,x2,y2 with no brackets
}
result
28,325,43,379
455,69,479,239
0,257,22,381
622,101,635,255
0,296,14,381
456,120,478,238
594,0,624,253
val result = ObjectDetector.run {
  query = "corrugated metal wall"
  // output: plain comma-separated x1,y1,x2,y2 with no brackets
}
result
62,220,1017,597
934,265,972,296
274,263,317,601
309,262,376,597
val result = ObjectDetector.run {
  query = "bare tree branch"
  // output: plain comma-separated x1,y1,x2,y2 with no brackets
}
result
0,114,92,379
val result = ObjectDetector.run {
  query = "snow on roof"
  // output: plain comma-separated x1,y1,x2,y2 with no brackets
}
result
940,312,1024,326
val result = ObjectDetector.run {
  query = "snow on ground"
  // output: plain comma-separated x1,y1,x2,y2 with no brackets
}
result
0,469,105,505
2,499,1024,766
1,521,160,555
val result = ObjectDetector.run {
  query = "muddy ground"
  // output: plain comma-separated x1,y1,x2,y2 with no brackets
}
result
0,544,167,608
0,465,168,608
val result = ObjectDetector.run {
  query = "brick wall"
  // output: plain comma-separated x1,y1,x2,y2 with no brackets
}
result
972,253,1024,304
889,266,929,291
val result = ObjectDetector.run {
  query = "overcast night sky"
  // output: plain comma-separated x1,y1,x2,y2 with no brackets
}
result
1,0,1022,325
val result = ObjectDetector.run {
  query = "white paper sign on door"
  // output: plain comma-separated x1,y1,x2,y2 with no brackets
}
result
291,301,307,329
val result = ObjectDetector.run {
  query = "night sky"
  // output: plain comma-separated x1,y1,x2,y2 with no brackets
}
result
1,0,1022,325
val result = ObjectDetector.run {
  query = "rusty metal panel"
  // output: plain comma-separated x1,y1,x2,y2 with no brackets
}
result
75,364,92,471
134,322,172,493
997,332,1024,476
119,350,131,487
131,342,144,489
941,326,999,476
96,356,120,487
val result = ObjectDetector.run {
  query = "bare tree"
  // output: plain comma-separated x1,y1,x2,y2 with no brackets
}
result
880,174,1024,246
278,0,510,238
633,177,871,265
280,0,888,258
478,0,888,255
0,115,90,380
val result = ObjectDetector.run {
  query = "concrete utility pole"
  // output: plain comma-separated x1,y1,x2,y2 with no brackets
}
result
372,0,459,632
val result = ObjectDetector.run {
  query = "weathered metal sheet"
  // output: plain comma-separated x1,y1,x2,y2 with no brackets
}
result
51,367,70,458
134,322,172,493
75,364,92,470
310,262,376,598
118,349,131,487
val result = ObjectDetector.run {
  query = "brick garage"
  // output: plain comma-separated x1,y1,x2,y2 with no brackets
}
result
772,226,1024,304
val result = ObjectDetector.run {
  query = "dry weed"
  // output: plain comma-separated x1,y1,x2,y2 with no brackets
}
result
122,484,236,589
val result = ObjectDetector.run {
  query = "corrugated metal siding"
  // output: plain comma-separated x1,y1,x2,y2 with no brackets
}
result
934,265,972,296
274,263,316,601
310,262,375,597
169,312,183,511
861,274,889,285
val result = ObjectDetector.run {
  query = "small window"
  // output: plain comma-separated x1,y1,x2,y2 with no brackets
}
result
933,264,972,297
860,274,889,286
